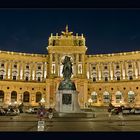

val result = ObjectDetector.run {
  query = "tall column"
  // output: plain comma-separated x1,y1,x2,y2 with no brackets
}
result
121,61,125,80
133,61,138,79
49,54,52,76
34,63,36,81
82,54,85,78
98,63,101,81
109,62,113,80
30,63,33,81
137,60,140,79
55,54,58,76
22,63,25,80
124,61,128,80
10,61,13,80
5,61,9,79
18,62,21,80
100,63,103,81
76,54,79,76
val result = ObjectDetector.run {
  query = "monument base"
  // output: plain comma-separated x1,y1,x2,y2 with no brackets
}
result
54,112,96,118
55,90,81,113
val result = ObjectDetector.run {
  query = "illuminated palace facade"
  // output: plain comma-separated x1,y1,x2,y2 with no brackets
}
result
0,26,140,108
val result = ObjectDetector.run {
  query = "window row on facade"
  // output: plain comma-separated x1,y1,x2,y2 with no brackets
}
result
89,60,140,82
90,91,135,103
0,90,44,104
0,62,47,82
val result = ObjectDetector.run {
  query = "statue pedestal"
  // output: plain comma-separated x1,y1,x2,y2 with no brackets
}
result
55,90,81,113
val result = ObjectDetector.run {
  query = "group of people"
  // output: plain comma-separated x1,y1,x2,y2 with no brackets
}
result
37,106,54,120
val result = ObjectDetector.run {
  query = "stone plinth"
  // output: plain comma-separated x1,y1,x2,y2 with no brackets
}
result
55,90,81,113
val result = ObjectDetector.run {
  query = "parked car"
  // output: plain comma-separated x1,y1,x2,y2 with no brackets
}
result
6,108,20,116
0,108,6,116
134,108,140,114
25,107,39,114
122,107,132,115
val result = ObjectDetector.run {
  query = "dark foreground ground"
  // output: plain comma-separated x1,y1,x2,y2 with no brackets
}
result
1,111,140,131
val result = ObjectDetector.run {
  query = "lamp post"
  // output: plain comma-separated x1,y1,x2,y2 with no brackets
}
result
40,98,45,106
88,98,93,109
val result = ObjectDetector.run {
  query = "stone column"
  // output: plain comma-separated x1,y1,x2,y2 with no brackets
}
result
10,61,13,80
124,61,128,80
49,54,52,75
133,61,138,79
5,61,9,80
82,54,85,77
55,54,58,76
76,54,79,77
109,62,113,80
137,60,140,79
21,63,24,80
17,62,21,80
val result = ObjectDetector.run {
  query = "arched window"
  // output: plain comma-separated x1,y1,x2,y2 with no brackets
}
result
23,91,30,102
36,92,42,102
115,91,122,103
91,92,97,103
128,91,135,103
103,91,110,103
11,91,17,102
0,90,4,103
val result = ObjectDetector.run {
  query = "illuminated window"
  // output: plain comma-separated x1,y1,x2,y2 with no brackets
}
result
115,91,122,103
91,92,97,103
103,92,110,103
128,91,135,103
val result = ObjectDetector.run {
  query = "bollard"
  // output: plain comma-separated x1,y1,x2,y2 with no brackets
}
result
37,120,45,131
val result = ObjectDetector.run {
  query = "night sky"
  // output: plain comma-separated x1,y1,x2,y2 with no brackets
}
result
0,9,140,55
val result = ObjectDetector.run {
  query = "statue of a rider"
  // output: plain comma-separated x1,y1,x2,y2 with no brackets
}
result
62,56,72,80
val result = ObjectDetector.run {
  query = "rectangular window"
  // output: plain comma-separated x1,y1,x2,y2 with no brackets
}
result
93,77,96,82
0,75,3,80
117,76,120,80
13,76,16,80
38,77,41,82
105,77,108,81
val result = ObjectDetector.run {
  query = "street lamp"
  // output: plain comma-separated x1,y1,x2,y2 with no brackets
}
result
40,98,45,107
88,98,93,108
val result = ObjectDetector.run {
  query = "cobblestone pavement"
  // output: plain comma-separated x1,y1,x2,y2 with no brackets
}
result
0,112,140,131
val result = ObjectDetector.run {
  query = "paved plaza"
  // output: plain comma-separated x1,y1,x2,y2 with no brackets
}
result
1,111,140,132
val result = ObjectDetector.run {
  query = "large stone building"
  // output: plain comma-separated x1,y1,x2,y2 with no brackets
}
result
0,26,140,109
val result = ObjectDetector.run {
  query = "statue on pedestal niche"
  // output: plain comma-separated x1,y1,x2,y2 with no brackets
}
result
58,56,76,90
62,56,72,80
